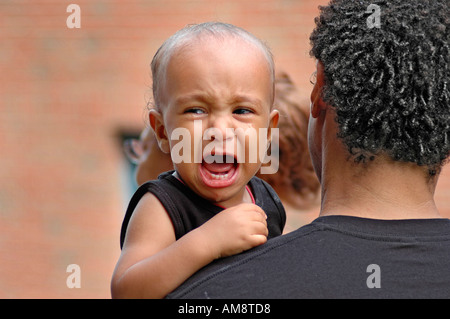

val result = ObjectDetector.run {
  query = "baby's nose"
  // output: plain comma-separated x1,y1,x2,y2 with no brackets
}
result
206,117,235,141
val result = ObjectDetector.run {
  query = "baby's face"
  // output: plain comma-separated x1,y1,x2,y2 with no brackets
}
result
156,37,278,207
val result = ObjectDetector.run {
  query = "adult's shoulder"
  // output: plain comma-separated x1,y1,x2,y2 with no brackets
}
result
165,221,322,299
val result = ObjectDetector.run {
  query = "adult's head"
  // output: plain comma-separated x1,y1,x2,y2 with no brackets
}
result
309,0,449,180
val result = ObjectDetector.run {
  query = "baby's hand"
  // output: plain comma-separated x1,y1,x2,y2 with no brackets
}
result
199,203,268,259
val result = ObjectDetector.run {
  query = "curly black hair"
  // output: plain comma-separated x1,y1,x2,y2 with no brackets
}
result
310,0,449,175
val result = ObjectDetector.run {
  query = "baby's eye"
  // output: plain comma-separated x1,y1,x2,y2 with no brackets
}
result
184,108,206,114
233,108,254,115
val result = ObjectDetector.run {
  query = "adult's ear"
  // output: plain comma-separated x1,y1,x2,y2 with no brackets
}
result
149,109,170,154
310,61,329,119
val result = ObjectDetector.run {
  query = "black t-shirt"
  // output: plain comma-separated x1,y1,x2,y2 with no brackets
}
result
166,215,450,298
120,171,286,249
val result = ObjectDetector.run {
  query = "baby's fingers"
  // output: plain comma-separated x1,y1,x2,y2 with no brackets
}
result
252,219,269,237
252,209,268,227
252,205,267,221
248,233,267,248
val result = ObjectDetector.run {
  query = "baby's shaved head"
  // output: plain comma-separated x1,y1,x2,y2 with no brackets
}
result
150,22,275,110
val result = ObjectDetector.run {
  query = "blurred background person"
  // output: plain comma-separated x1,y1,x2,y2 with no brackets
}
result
123,125,173,186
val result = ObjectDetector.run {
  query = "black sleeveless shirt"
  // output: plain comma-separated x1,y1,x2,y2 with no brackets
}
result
120,171,286,248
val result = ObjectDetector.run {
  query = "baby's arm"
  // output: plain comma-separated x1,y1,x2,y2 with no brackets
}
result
111,193,268,299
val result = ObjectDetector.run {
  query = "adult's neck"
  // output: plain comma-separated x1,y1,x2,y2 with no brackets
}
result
319,154,442,220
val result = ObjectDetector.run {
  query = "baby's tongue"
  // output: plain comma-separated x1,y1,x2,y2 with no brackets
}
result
200,156,237,187
202,162,234,174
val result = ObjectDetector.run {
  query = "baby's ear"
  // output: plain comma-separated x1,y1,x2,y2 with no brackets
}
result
267,109,279,142
149,109,170,154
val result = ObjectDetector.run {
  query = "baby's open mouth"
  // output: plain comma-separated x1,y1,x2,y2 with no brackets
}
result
200,154,239,187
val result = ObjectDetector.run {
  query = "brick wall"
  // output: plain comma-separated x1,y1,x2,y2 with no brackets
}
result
0,0,448,298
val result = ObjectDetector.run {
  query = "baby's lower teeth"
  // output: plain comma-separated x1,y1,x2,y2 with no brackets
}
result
211,173,228,180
